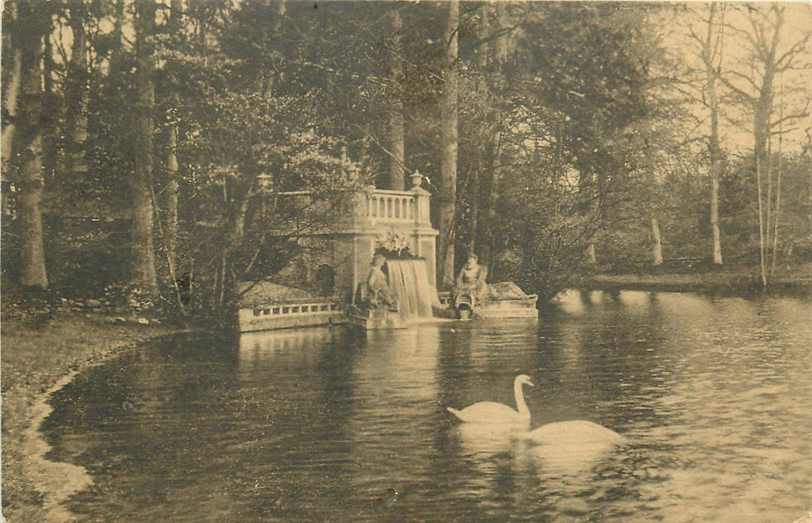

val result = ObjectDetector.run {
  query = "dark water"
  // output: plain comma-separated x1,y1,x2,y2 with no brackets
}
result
45,291,812,522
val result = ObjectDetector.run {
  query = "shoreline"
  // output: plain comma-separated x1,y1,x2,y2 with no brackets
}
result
20,370,92,523
1,312,191,522
587,272,812,295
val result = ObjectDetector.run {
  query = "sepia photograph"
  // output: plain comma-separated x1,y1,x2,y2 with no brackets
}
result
1,0,811,521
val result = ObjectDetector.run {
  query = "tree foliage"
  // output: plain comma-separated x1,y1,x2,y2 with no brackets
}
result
2,1,811,319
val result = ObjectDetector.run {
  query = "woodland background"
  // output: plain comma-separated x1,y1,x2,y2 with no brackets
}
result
2,1,811,323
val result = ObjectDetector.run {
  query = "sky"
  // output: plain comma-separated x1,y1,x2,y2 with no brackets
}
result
659,2,812,154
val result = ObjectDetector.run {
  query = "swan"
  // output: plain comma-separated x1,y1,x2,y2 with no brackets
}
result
447,374,533,425
525,420,624,446
521,420,625,475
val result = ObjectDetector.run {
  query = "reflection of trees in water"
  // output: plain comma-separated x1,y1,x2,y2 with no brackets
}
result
49,330,365,521
235,327,359,520
553,292,812,521
538,290,680,430
46,334,244,518
344,326,445,518
526,291,686,515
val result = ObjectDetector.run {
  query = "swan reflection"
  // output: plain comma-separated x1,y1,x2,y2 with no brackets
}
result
513,421,625,480
453,422,526,458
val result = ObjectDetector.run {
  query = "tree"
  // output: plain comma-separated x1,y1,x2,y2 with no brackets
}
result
717,5,811,288
519,3,652,268
386,6,405,191
651,217,664,266
64,0,90,179
688,2,727,266
1,0,22,172
131,0,159,296
468,3,489,256
14,0,51,290
439,0,459,289
161,0,184,293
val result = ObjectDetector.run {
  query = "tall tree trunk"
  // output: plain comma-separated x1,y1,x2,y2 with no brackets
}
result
387,8,405,190
587,242,597,265
113,0,125,58
42,28,59,182
478,133,500,270
479,3,514,271
770,89,784,276
132,0,159,295
754,81,774,290
439,0,459,288
651,217,663,266
709,178,723,264
163,0,183,277
467,167,480,256
770,149,782,276
1,0,22,171
703,4,724,266
164,124,179,275
65,0,89,178
216,181,253,326
468,3,489,255
495,1,509,65
765,132,773,261
754,132,768,290
751,7,780,290
16,1,49,289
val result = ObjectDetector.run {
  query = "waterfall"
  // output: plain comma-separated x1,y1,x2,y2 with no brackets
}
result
386,259,440,320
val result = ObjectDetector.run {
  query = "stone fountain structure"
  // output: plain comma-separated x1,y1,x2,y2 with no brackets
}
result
238,173,439,332
239,171,537,333
332,172,439,306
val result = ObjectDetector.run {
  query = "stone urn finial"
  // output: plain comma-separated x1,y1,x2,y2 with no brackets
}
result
409,170,423,191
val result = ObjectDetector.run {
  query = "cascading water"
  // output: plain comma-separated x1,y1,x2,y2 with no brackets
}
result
386,259,440,320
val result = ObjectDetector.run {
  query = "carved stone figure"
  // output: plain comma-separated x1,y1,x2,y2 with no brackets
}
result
366,254,397,309
454,254,489,306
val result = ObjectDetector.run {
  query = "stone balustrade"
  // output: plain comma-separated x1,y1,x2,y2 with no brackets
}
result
274,187,432,232
239,299,345,332
357,188,431,227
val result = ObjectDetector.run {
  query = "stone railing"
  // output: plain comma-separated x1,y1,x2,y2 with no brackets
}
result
272,186,432,233
238,298,345,332
249,300,342,317
357,188,431,228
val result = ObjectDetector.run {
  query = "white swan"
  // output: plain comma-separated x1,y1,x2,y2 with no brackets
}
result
524,420,624,471
447,374,533,425
525,420,624,445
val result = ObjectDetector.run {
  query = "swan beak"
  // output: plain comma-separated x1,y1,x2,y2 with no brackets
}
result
527,380,534,387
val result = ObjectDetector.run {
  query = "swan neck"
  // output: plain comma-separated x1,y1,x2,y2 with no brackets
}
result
514,379,529,416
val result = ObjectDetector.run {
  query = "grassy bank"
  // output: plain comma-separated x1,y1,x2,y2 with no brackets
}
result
589,270,812,294
1,312,184,522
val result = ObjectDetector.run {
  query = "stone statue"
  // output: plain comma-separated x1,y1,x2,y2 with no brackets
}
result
454,254,489,306
366,254,397,309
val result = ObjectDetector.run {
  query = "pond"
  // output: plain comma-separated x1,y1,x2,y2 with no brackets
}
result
44,290,812,522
